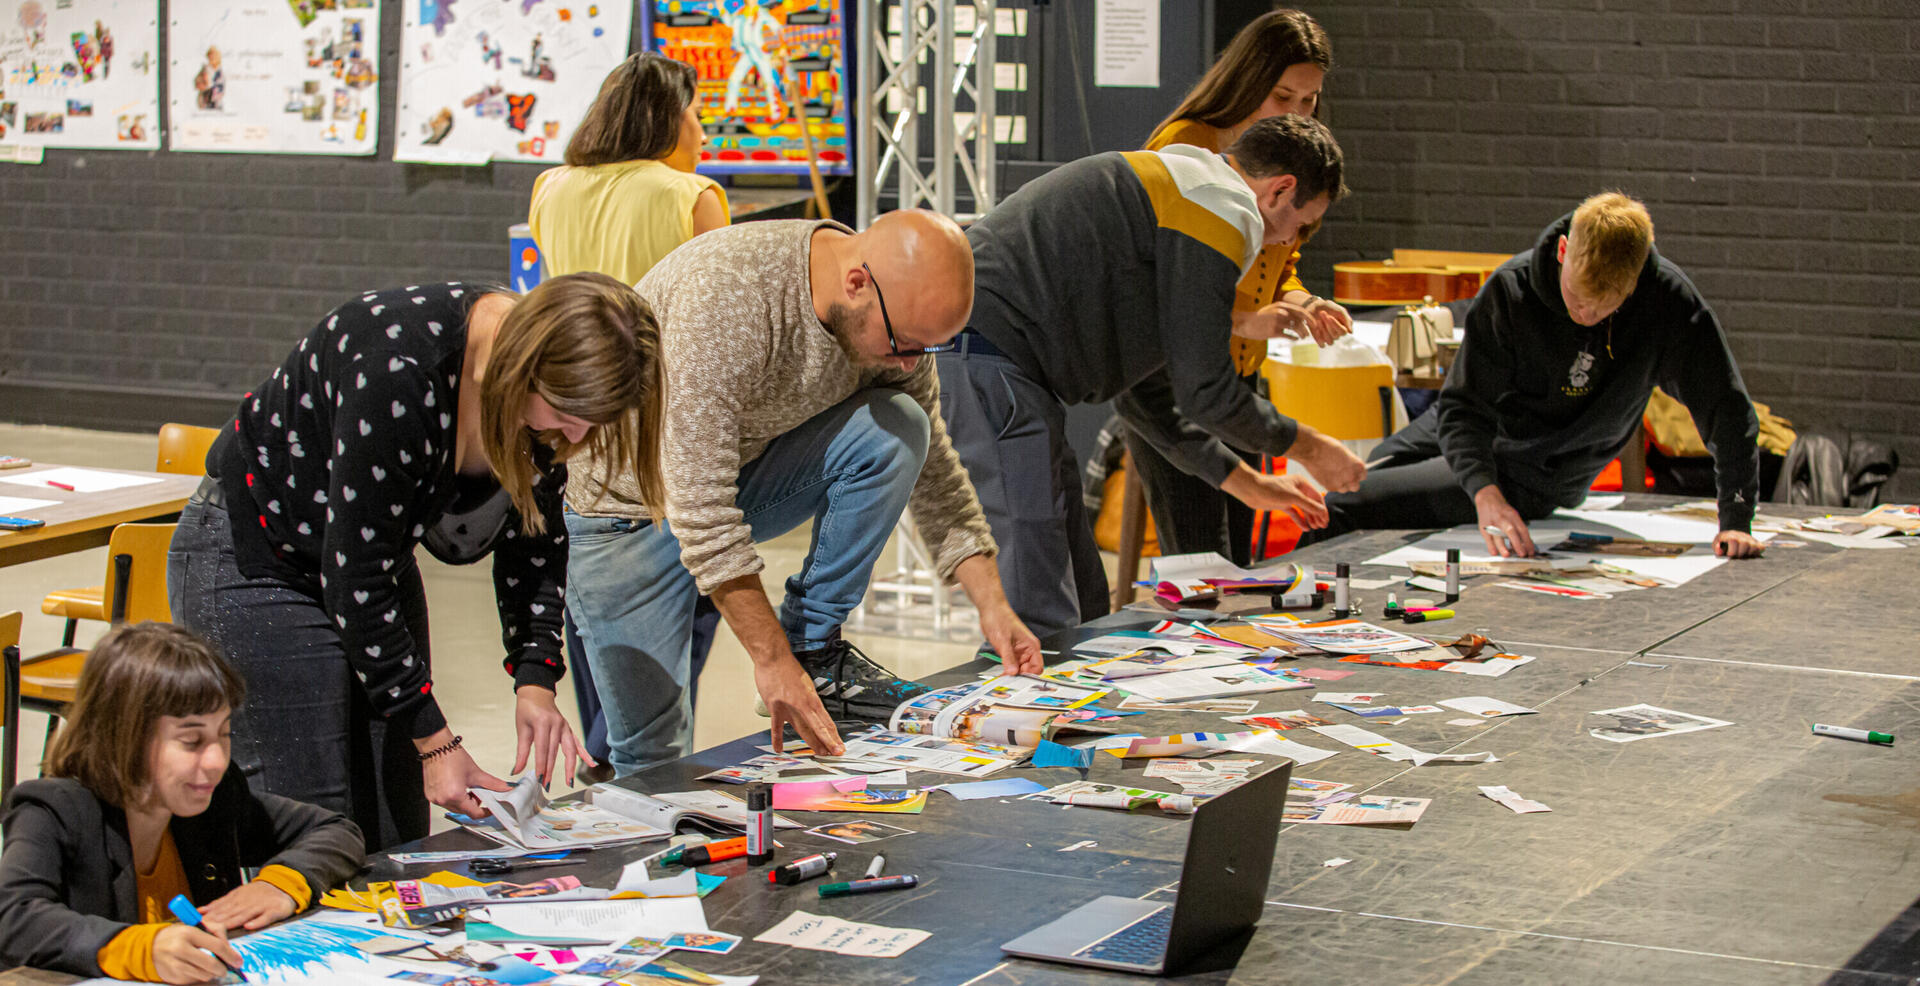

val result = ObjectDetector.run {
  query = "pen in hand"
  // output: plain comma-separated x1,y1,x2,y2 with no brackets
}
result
167,894,250,982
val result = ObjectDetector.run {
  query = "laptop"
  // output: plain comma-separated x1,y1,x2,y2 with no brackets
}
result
999,758,1293,975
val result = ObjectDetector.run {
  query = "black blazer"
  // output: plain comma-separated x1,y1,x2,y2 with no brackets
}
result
0,764,364,976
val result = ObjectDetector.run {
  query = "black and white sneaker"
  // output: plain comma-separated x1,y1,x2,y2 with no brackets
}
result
788,639,930,723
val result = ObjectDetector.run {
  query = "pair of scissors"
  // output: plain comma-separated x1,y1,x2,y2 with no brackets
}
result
469,852,573,876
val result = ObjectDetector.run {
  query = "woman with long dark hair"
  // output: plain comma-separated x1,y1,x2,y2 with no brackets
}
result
1127,8,1362,565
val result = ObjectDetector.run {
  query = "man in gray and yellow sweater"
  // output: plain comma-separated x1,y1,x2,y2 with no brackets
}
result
565,210,1044,775
940,115,1368,635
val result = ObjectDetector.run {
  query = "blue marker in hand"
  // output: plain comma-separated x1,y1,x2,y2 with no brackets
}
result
167,894,249,982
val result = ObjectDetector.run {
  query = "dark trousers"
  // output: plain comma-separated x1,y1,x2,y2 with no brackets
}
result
168,499,430,850
1123,373,1263,567
1301,408,1561,546
936,348,1109,637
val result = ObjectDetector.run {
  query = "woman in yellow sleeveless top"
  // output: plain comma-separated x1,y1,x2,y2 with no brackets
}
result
527,51,729,782
529,51,729,284
1125,8,1353,565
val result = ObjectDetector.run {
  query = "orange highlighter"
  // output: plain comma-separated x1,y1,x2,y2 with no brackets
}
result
662,837,747,866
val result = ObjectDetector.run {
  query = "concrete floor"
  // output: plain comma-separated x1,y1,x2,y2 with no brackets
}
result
0,423,1016,835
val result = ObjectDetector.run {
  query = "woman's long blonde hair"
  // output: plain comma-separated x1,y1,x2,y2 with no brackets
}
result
480,272,666,533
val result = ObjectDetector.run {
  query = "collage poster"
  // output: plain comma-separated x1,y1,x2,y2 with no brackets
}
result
647,0,850,175
168,0,380,155
0,0,158,148
395,0,633,165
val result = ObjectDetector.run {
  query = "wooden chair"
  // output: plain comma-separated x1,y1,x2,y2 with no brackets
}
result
6,523,176,797
42,423,214,645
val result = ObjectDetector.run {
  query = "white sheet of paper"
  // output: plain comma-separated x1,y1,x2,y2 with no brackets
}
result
1792,530,1909,550
1577,494,1626,510
1480,785,1552,813
1309,723,1499,765
1093,0,1158,88
1440,696,1537,718
1233,733,1340,764
612,864,700,898
0,494,59,515
467,897,706,944
0,467,162,493
1365,514,1774,587
754,910,930,958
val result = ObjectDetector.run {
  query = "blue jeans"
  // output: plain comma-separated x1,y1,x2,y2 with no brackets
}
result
565,389,930,774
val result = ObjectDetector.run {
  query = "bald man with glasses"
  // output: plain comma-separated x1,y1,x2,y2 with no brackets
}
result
563,211,1043,776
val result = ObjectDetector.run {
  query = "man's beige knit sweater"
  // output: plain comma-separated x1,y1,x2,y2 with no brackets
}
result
566,219,996,592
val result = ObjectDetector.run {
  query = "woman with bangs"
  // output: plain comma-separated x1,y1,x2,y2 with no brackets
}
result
167,272,666,848
1126,8,1364,566
0,623,363,981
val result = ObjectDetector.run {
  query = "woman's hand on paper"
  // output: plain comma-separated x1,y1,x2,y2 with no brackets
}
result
152,922,241,984
200,881,297,931
513,684,595,790
418,731,511,818
1714,530,1764,558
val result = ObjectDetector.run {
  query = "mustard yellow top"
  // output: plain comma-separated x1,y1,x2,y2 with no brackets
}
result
528,159,730,282
95,828,313,982
1146,119,1309,376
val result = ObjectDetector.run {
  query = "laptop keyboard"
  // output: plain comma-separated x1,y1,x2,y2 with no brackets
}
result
1074,905,1172,965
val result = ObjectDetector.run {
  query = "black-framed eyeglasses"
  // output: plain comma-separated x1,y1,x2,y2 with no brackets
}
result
864,262,956,356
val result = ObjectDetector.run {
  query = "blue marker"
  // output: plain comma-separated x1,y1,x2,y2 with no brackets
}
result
167,894,249,981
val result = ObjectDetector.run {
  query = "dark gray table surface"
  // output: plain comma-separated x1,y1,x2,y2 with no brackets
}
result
353,500,1917,986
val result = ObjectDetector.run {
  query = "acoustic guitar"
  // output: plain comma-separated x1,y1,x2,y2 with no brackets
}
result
1333,249,1513,307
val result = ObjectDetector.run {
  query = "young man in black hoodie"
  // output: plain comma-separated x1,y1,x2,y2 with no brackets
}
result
1310,192,1764,559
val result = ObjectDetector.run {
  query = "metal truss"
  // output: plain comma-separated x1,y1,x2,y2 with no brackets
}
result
855,0,998,225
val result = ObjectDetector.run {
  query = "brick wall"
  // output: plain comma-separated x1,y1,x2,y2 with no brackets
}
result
1301,0,1920,498
0,0,546,411
2,0,1917,497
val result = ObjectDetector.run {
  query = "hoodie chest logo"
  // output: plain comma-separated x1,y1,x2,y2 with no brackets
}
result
1564,349,1595,396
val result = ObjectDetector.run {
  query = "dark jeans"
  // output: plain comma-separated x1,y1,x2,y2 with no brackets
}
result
1301,408,1561,547
936,348,1109,637
1123,373,1263,567
167,499,430,850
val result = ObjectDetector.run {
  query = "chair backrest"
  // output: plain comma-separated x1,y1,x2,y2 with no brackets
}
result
1261,361,1397,442
0,610,20,653
102,523,176,625
156,423,220,476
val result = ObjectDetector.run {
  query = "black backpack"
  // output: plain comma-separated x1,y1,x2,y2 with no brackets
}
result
1772,433,1899,508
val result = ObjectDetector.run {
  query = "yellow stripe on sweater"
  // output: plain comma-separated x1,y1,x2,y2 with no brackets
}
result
1120,151,1252,271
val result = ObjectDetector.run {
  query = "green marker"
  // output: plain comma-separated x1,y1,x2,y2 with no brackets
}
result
1813,723,1894,745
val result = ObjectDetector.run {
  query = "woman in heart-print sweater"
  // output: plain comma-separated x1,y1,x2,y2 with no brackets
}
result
167,273,666,849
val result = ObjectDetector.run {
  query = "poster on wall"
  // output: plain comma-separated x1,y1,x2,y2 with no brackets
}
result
167,0,380,155
644,0,850,175
0,0,159,149
395,0,633,165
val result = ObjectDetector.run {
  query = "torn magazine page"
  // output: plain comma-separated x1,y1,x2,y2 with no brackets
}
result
1286,795,1432,825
